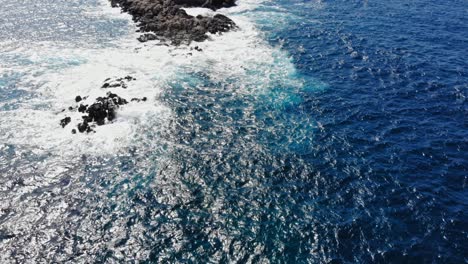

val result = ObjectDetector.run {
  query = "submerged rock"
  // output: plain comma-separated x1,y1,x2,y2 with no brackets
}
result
60,117,71,128
131,97,147,102
137,33,158,42
77,121,93,133
78,104,88,113
101,76,135,89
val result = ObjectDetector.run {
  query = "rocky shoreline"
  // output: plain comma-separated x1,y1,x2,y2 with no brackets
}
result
109,0,237,44
59,1,238,133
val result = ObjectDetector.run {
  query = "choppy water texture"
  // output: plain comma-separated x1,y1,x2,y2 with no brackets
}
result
0,0,467,263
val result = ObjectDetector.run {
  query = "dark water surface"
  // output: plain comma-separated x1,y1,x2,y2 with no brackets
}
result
0,0,467,263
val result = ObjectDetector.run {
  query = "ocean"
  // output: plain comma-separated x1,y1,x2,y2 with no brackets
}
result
0,0,466,262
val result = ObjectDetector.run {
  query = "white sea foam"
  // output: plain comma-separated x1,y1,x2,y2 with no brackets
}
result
0,41,176,156
181,7,215,17
0,0,302,157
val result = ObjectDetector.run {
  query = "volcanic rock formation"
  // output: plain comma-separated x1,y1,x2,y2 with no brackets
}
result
109,0,237,44
59,76,147,134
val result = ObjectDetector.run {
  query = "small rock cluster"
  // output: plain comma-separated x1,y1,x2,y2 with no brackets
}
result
59,76,147,134
101,75,136,89
109,0,237,44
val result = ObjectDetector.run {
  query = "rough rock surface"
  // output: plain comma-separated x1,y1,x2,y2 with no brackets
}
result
64,92,129,133
109,0,237,44
59,76,147,134
60,117,71,128
174,0,235,9
101,75,136,89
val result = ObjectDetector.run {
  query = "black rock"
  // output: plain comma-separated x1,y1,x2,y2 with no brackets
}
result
82,115,93,123
60,117,71,128
131,96,148,102
107,92,118,99
63,83,147,135
174,0,236,9
78,104,88,113
102,78,131,88
80,92,129,126
108,0,237,44
77,122,90,133
87,103,107,125
107,92,128,105
137,33,157,42
102,82,121,88
108,108,117,121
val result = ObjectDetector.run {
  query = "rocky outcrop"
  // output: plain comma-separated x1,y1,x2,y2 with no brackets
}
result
109,0,237,44
102,75,136,89
174,0,235,10
76,92,129,133
60,117,71,128
59,76,147,134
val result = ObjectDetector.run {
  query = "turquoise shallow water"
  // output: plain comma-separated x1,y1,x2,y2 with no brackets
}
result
0,0,467,263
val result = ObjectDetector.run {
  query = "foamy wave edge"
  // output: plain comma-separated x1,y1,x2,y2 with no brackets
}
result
0,0,300,157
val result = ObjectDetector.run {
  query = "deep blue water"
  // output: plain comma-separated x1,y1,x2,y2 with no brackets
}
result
259,0,468,261
0,0,467,263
